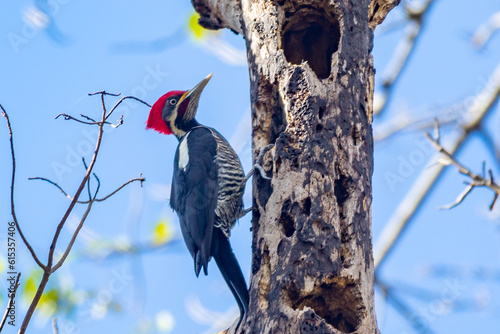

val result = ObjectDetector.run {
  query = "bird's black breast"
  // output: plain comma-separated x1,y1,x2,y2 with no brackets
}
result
169,126,218,275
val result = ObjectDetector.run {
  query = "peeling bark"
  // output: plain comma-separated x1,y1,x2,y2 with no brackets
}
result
191,0,398,333
368,0,401,30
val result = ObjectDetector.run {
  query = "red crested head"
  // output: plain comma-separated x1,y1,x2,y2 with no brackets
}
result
146,74,213,138
146,90,186,135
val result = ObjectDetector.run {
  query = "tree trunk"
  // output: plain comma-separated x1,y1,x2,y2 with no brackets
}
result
192,0,399,333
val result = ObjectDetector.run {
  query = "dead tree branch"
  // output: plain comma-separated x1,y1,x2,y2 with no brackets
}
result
426,122,500,210
1,105,46,270
0,93,150,334
374,60,500,272
28,175,145,204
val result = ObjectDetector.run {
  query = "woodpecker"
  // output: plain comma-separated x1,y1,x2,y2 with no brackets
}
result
146,73,249,328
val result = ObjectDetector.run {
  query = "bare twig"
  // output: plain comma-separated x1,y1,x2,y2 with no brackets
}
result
1,105,45,270
55,113,106,125
82,158,92,201
105,95,151,119
374,0,435,116
18,91,148,334
374,60,500,272
29,175,145,203
426,123,500,210
437,184,474,210
0,273,21,332
80,114,97,122
28,177,74,199
110,114,124,128
95,175,145,202
51,200,94,273
19,102,107,332
92,173,101,200
88,91,121,97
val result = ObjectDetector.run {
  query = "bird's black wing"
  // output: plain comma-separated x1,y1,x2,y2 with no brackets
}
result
170,127,218,276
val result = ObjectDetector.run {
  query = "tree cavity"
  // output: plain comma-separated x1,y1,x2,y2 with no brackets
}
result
281,6,341,79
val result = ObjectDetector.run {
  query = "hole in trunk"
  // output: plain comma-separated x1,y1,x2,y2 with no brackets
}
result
283,277,365,333
281,6,340,79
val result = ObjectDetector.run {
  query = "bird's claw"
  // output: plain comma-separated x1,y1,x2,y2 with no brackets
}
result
253,164,271,180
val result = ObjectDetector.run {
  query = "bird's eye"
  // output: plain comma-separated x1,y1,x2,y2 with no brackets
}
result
169,99,177,106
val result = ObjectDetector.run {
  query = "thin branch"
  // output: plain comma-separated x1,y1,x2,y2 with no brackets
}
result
374,60,500,272
374,0,435,116
94,175,145,202
1,106,45,269
28,177,74,200
105,96,151,120
92,173,100,200
82,158,92,201
437,184,474,210
426,125,500,210
110,114,124,128
0,273,21,332
29,176,145,203
51,200,94,273
54,113,105,126
20,93,110,333
88,91,121,97
16,92,149,333
80,114,97,122
46,113,102,269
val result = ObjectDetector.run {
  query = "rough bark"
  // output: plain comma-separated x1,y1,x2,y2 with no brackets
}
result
191,0,396,333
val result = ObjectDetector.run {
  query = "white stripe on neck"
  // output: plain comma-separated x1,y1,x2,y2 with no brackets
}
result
178,132,190,171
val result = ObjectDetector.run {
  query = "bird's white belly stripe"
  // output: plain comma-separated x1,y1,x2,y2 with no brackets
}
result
178,132,190,171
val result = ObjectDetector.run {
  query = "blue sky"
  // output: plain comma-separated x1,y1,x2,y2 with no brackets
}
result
1,0,499,333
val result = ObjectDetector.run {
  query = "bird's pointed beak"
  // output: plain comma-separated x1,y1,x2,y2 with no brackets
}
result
186,73,213,101
178,73,213,106
177,73,213,121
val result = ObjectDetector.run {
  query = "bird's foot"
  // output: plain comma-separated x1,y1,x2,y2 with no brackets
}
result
239,207,252,219
241,144,275,185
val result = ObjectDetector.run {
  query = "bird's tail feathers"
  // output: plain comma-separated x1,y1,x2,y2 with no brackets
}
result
213,229,249,327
